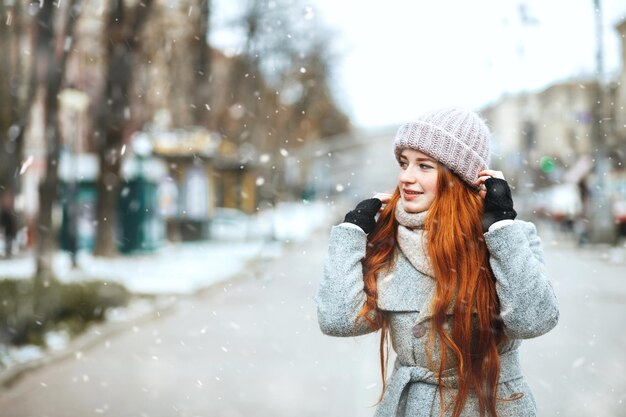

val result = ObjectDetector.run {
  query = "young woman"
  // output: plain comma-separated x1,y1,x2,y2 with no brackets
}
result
316,107,559,417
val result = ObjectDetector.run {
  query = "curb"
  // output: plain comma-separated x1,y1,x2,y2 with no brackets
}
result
0,297,178,390
0,253,267,391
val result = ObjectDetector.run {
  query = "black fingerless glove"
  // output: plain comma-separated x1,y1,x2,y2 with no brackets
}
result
482,178,517,232
343,198,382,234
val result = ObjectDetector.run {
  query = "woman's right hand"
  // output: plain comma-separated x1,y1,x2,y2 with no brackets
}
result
373,193,392,210
343,193,392,234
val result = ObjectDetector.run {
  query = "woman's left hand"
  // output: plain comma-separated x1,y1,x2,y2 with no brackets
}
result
475,169,505,199
476,170,517,232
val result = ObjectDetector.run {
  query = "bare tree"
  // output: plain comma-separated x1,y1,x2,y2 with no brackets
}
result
93,0,155,257
221,0,349,201
276,37,350,141
225,0,348,141
32,0,81,289
191,0,212,125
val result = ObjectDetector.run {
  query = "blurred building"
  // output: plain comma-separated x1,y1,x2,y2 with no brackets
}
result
615,19,626,157
15,0,350,252
482,16,626,238
149,127,258,242
609,18,626,232
482,79,597,188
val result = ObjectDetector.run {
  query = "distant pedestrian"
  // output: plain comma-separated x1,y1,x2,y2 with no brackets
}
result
0,190,18,258
316,108,559,416
576,179,591,245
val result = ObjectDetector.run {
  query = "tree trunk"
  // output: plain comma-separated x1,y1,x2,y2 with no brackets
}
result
93,0,154,257
92,39,131,256
93,140,123,257
32,0,61,288
33,0,80,290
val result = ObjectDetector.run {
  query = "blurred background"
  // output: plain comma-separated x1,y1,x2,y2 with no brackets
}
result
0,0,625,416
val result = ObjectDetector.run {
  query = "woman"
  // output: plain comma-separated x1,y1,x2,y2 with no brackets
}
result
316,107,559,417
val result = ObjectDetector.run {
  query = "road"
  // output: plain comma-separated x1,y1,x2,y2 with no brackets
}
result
0,225,624,417
520,226,626,417
0,231,380,417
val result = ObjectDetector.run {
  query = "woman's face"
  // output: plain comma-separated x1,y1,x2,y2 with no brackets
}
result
397,149,439,213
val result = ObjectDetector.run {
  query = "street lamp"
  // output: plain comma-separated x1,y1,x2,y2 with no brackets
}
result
587,0,616,243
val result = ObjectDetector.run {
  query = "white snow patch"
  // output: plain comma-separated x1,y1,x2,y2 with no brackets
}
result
1,202,332,294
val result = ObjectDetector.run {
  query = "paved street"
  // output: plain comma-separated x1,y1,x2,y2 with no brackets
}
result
0,225,624,417
0,230,381,417
520,227,626,417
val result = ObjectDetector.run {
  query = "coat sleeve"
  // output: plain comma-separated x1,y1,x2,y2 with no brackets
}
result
315,224,380,337
484,220,559,340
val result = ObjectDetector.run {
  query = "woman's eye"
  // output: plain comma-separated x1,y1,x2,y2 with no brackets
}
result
399,161,408,168
419,164,433,169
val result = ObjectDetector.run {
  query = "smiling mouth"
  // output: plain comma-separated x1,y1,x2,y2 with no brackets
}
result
404,190,423,195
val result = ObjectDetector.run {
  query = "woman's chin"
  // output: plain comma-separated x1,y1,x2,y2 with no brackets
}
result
401,199,427,213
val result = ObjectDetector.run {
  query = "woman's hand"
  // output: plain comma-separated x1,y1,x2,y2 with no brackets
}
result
475,169,505,199
373,193,392,212
343,193,392,234
475,170,517,232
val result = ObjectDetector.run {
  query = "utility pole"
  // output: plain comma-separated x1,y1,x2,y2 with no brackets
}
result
588,0,616,243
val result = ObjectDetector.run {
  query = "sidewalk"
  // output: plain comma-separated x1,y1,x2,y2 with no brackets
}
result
0,239,285,388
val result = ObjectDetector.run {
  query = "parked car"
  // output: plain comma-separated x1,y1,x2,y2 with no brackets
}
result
209,208,250,241
545,184,582,223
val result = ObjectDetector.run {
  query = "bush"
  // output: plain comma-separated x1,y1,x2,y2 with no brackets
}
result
0,279,130,346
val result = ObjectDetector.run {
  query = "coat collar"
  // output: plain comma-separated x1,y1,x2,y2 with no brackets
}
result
377,250,433,313
377,250,475,324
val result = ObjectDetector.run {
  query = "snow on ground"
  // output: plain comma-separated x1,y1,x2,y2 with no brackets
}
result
0,201,333,296
0,241,268,294
0,202,333,371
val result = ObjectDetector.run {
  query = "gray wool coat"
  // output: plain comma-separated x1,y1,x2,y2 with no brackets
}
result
316,220,559,417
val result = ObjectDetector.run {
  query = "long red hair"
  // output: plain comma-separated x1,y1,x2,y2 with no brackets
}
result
357,165,507,417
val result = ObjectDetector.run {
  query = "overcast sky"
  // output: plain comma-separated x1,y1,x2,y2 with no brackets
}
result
212,0,626,129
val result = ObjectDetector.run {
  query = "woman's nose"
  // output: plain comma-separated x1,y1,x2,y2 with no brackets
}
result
400,169,416,183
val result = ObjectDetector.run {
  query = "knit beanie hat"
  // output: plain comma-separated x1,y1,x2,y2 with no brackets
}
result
393,107,491,188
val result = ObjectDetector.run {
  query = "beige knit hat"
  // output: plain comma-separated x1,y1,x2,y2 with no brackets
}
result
393,107,491,188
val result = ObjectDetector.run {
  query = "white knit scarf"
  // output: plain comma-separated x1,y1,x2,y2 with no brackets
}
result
394,203,435,279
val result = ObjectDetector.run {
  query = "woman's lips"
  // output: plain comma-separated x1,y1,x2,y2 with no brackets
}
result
403,190,423,201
